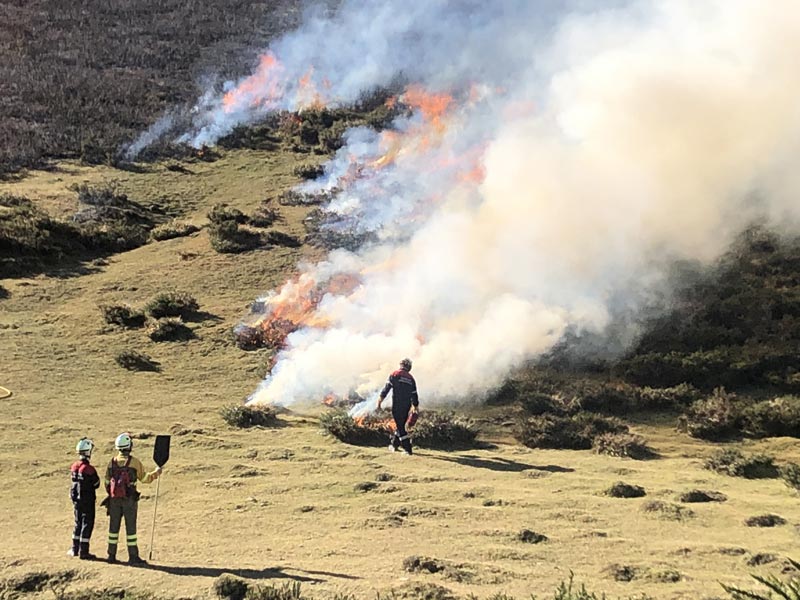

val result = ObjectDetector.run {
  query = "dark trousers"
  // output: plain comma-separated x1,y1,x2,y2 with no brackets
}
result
107,497,140,559
72,502,95,552
391,404,413,454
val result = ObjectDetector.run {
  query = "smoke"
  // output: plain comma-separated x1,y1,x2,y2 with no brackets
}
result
162,0,800,406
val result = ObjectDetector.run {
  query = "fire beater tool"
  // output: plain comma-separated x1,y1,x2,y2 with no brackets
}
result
148,435,171,560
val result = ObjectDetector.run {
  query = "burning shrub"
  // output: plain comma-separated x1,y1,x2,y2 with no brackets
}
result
411,411,478,450
220,404,278,428
704,449,779,479
319,409,388,446
605,482,646,498
593,433,655,460
99,304,146,328
115,350,160,372
147,318,194,342
150,220,200,241
740,396,800,438
144,291,199,319
209,221,263,254
515,413,628,450
781,462,800,491
677,388,739,440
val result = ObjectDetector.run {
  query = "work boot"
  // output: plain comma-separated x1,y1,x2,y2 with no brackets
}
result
401,438,413,455
79,542,97,560
67,539,79,557
127,547,148,566
107,543,117,564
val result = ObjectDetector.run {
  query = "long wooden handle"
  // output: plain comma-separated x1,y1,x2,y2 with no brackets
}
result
148,476,161,560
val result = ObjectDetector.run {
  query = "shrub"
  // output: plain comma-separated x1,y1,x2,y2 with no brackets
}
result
245,582,306,600
641,500,694,521
99,304,145,328
576,382,639,415
704,449,779,479
115,351,160,372
637,383,702,410
605,482,646,498
517,529,548,544
209,221,263,253
782,462,800,491
412,411,478,449
319,410,393,447
741,396,800,438
220,404,278,428
744,514,786,527
150,220,200,241
515,413,628,450
147,318,193,342
248,207,279,228
208,203,247,225
144,291,199,319
293,163,324,180
214,574,250,600
678,490,727,503
677,388,739,440
264,230,302,248
593,433,655,460
0,284,8,299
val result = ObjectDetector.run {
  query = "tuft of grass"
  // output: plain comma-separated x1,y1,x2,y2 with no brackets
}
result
678,489,727,503
144,291,199,319
220,404,278,428
782,462,800,491
147,317,193,342
641,500,694,521
99,304,146,328
704,449,779,479
115,351,160,372
744,514,786,527
517,529,548,544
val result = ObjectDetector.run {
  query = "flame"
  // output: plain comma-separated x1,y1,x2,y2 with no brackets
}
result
223,52,284,114
296,67,326,110
323,393,337,406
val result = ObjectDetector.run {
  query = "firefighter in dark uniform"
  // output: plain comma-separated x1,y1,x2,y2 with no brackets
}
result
69,438,100,559
377,358,419,455
104,432,161,565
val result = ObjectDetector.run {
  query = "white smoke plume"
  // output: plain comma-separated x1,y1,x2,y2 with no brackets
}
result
180,0,800,407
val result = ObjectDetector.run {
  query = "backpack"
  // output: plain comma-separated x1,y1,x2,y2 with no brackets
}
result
109,457,132,499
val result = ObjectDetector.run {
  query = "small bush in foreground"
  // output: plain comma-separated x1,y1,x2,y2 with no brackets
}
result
209,221,263,253
147,318,193,342
115,351,160,372
412,411,478,449
704,449,779,479
99,304,145,328
678,489,727,503
144,291,199,319
319,410,389,446
150,220,200,241
593,432,655,460
220,404,278,429
214,574,250,600
605,482,646,498
782,462,800,491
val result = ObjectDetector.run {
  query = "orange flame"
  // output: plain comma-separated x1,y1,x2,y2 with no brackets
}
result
296,67,326,110
223,52,283,113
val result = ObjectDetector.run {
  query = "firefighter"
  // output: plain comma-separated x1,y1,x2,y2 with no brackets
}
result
104,432,161,565
377,358,419,455
69,438,100,559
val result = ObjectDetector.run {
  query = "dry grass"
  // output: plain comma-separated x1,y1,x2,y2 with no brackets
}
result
1,151,800,600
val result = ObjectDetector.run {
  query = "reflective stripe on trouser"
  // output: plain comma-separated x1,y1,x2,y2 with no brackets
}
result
107,496,138,557
391,406,413,454
73,503,95,546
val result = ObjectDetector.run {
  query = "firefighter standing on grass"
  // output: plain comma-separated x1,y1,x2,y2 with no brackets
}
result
69,438,100,559
104,433,161,565
377,358,419,455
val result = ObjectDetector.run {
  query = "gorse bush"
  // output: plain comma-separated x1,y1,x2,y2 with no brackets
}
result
150,220,200,241
319,410,388,446
99,304,145,328
115,351,160,372
410,412,478,450
782,462,800,491
209,221,263,253
515,413,628,450
741,396,800,438
704,449,779,479
593,433,655,460
220,404,279,428
208,203,248,225
147,318,193,342
677,388,739,440
144,291,199,319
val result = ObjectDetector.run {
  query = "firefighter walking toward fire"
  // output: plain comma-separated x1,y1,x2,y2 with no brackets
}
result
69,438,100,559
377,358,419,455
103,432,161,565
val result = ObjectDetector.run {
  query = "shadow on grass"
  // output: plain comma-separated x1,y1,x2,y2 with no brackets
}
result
427,454,574,473
143,563,359,582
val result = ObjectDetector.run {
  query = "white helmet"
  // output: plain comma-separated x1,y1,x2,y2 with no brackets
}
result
76,438,94,457
115,432,133,452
